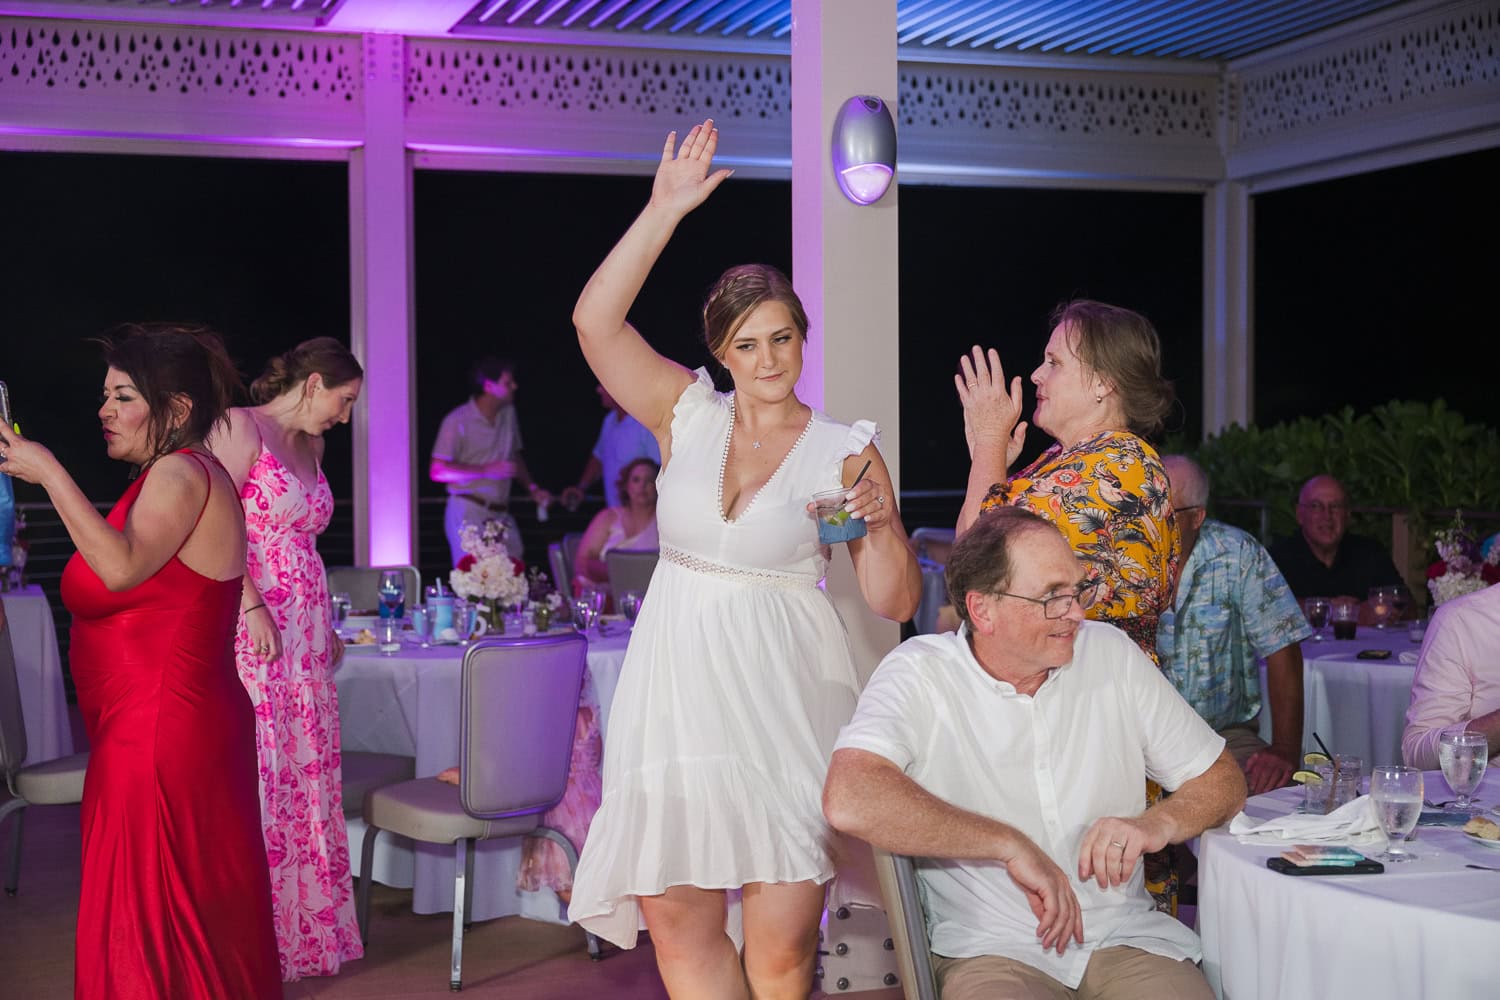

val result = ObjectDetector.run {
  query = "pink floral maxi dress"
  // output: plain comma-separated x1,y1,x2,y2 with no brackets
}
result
234,447,363,980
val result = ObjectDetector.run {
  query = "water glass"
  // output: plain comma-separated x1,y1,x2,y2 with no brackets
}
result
1303,597,1330,641
410,606,432,648
1370,765,1423,862
330,592,352,629
378,570,406,619
1331,599,1359,640
1438,728,1488,813
377,618,401,655
573,597,596,632
1368,585,1399,629
620,590,643,623
1407,617,1428,644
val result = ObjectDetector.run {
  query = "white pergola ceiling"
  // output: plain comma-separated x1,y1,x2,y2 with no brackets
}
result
1,0,1420,62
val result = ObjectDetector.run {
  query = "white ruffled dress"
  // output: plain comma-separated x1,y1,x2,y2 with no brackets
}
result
568,368,876,949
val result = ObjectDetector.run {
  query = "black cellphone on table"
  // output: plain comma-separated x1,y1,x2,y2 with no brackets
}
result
1266,856,1385,876
1356,649,1393,660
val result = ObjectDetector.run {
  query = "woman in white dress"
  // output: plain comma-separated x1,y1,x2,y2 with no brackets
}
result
567,120,922,999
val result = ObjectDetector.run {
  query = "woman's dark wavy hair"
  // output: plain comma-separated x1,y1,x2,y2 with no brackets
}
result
249,337,363,404
96,323,242,463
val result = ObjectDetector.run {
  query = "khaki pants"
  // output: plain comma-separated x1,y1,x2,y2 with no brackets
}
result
932,946,1214,1000
1218,721,1269,769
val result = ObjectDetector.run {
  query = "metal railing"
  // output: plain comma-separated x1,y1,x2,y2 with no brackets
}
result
14,490,1499,700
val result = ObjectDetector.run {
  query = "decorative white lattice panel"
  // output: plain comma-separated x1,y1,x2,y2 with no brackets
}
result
897,63,1218,142
0,18,363,141
1236,1,1500,143
406,40,789,123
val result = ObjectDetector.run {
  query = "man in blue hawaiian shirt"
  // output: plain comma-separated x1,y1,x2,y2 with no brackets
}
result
1157,455,1314,794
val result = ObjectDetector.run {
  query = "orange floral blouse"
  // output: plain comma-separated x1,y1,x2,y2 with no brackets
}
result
980,430,1178,662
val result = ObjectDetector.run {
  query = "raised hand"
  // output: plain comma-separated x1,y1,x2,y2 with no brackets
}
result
650,119,734,219
0,424,60,488
954,345,1027,468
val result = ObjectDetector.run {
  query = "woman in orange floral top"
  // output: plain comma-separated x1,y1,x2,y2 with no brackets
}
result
956,299,1183,912
955,299,1178,661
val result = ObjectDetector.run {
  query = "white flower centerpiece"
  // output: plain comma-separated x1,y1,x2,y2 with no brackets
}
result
449,519,529,628
1426,511,1500,607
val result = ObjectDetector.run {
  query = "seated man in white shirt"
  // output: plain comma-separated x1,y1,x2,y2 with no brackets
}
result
824,506,1245,1000
1403,583,1500,769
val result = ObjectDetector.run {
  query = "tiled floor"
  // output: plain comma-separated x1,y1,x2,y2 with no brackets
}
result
4,795,901,999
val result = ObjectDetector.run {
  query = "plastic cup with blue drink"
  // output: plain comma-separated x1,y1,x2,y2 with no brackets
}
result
425,584,454,636
812,487,868,545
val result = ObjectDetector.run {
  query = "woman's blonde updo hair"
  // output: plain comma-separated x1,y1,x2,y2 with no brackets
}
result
1051,299,1174,439
702,264,809,362
249,337,364,405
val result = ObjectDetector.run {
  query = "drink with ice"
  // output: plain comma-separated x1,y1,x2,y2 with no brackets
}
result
1438,729,1488,812
812,488,867,545
1370,765,1423,862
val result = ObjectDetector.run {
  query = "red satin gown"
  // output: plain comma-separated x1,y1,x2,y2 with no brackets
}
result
61,451,280,999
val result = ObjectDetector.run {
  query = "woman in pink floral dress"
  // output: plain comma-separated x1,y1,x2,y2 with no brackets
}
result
209,337,365,980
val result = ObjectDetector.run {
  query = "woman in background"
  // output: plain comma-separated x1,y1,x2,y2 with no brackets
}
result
0,323,280,998
209,336,365,980
572,456,661,594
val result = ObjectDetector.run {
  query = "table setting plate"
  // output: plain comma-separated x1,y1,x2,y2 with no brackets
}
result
1465,832,1500,850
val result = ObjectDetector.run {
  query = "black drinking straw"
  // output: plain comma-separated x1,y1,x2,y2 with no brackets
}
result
1313,732,1334,759
850,459,873,489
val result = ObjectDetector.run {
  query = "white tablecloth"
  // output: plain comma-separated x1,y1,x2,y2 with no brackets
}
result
1257,631,1417,767
333,628,630,922
3,585,74,765
1199,770,1500,999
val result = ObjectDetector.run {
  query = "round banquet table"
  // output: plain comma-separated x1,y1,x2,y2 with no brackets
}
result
1,585,74,765
333,626,630,923
1257,629,1419,767
1199,769,1500,999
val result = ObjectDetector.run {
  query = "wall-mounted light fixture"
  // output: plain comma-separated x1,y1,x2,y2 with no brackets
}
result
831,95,897,206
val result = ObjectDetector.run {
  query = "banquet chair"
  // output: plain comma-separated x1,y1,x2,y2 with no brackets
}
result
340,751,415,817
0,614,89,896
908,527,956,635
872,848,939,1000
355,633,602,990
561,533,584,590
326,564,421,615
547,541,568,596
605,547,659,600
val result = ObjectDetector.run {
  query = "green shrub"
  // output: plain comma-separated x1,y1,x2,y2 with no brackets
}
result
1170,400,1500,573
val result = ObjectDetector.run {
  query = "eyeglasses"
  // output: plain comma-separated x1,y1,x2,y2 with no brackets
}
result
1298,501,1348,515
1173,505,1203,514
991,580,1101,619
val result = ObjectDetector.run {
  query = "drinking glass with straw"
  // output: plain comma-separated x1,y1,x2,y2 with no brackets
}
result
811,459,873,546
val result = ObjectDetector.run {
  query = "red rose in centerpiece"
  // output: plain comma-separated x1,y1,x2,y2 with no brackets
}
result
457,554,476,572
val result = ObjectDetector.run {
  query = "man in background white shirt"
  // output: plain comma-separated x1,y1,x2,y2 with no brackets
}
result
430,357,553,562
560,383,660,509
824,506,1244,1000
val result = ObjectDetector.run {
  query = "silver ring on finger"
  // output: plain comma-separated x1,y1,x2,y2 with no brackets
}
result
876,496,886,505
1110,840,1126,849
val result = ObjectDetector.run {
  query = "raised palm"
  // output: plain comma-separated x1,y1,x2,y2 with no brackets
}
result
651,118,734,217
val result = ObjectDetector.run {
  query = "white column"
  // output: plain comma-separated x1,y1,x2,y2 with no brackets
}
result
349,32,416,567
792,0,901,688
1202,180,1253,435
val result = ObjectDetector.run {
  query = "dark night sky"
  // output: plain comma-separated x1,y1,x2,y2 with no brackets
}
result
2,145,1495,515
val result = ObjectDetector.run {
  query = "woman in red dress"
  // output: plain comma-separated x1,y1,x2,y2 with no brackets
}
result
0,324,280,999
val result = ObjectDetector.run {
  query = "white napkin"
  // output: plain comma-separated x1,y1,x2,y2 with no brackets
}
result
1229,794,1383,846
1399,650,1419,664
